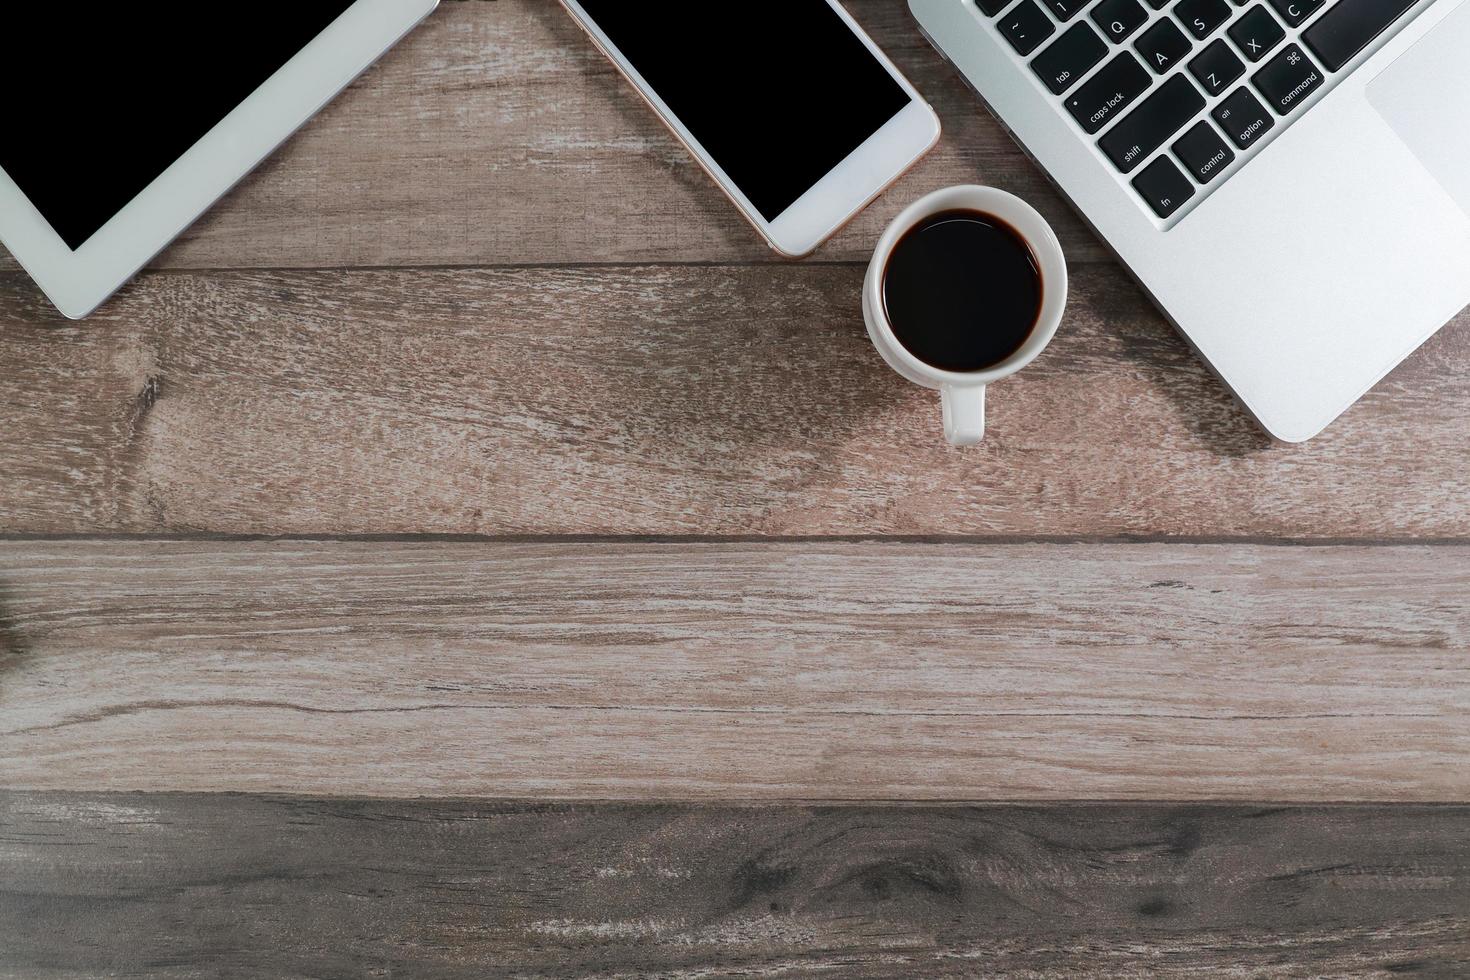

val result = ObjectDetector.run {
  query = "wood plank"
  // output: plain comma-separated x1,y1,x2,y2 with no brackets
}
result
0,0,1104,275
3,793,1467,977
1,540,1466,801
4,267,1469,536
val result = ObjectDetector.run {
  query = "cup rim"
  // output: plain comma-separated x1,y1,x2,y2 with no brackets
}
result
866,185,1068,388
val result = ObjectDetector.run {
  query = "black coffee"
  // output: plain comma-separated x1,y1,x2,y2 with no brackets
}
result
882,209,1043,373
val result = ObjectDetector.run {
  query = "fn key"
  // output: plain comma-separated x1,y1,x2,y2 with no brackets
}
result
1132,156,1195,219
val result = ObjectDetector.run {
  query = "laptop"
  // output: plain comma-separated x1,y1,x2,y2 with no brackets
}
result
911,0,1470,441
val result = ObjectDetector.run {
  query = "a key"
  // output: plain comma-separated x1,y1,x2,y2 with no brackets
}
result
1172,120,1236,182
978,0,1014,16
1175,0,1232,39
1099,74,1207,172
1211,86,1275,149
1065,52,1153,134
1228,6,1286,61
1044,0,1092,22
1189,39,1245,96
1253,43,1324,115
1091,0,1150,42
1265,0,1324,28
1303,0,1418,71
1000,0,1057,56
1033,23,1109,94
1132,155,1196,217
1135,19,1193,75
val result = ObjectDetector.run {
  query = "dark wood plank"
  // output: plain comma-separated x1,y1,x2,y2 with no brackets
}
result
0,0,1104,274
3,793,1467,977
2,540,1466,801
3,266,1469,536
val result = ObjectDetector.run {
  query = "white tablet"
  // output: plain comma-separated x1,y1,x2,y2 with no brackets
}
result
0,0,439,319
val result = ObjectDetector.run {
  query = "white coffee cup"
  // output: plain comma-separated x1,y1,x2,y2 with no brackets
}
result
864,185,1068,446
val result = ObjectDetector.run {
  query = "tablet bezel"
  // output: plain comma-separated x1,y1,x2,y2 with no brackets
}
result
0,0,439,319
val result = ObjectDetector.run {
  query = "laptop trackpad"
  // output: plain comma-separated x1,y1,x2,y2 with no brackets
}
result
1367,3,1470,217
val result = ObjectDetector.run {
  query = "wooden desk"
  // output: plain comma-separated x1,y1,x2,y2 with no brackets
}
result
2,2,1466,974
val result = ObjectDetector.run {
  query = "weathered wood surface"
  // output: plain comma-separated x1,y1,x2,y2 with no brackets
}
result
4,267,1470,536
2,540,1466,801
3,0,1468,536
4,793,1468,977
0,0,1102,274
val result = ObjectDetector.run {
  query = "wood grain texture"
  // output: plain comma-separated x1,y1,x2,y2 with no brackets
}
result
4,793,1468,977
1,539,1466,801
0,0,1105,275
4,266,1469,536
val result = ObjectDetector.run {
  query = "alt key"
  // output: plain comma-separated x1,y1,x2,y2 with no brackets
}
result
1132,156,1196,219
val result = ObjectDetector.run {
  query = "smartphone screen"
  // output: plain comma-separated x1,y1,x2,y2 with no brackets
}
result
572,2,913,222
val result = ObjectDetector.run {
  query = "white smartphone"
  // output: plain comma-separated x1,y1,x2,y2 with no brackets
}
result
559,1,942,258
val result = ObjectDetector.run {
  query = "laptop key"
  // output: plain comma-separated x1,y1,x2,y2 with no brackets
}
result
1228,5,1286,61
1175,0,1232,39
1132,155,1196,218
1033,23,1109,95
1099,74,1207,172
1044,0,1093,22
1065,52,1153,134
1253,44,1324,115
999,0,1057,56
1189,39,1246,96
979,0,1014,15
1092,0,1150,42
1265,0,1324,28
1135,19,1192,75
1211,86,1275,149
1172,120,1236,182
1302,0,1418,71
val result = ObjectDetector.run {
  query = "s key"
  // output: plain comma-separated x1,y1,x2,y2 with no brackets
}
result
1175,0,1232,39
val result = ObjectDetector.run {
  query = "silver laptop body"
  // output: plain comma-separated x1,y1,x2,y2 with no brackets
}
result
911,0,1470,441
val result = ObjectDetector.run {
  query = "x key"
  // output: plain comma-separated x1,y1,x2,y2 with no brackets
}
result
1228,5,1286,61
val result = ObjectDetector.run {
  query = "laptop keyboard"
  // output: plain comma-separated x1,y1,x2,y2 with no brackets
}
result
978,0,1428,222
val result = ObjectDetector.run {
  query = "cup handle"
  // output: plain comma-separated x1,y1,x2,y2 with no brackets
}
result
941,385,985,446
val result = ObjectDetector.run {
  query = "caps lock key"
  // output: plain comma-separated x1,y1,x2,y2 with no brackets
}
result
1065,52,1152,134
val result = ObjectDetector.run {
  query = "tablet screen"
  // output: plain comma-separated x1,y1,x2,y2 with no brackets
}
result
0,2,356,251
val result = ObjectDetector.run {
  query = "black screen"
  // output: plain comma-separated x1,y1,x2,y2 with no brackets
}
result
576,1,911,222
0,2,356,251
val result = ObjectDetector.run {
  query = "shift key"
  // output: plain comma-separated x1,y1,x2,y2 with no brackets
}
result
1098,75,1207,172
1065,52,1152,135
